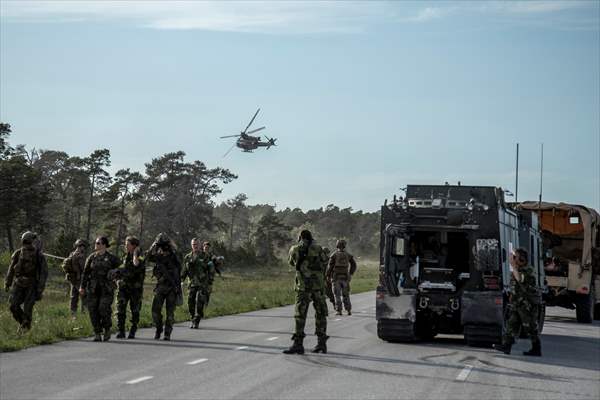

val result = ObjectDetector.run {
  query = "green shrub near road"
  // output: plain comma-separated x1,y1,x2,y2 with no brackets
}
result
0,255,378,352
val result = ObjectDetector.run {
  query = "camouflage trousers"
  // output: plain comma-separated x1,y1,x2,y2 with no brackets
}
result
503,302,540,343
68,281,85,313
117,287,143,332
333,278,351,312
152,288,177,336
86,286,115,334
9,285,37,328
293,289,328,339
188,286,211,324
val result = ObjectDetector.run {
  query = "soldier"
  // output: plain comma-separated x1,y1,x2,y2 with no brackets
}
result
322,247,335,306
4,231,48,333
79,236,121,342
494,247,543,356
61,239,88,316
283,229,329,355
146,233,181,341
326,239,357,316
112,236,145,339
181,238,215,329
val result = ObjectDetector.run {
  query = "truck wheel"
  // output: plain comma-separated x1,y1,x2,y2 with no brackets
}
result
575,290,593,323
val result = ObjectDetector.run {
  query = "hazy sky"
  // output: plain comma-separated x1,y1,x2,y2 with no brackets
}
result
1,1,598,212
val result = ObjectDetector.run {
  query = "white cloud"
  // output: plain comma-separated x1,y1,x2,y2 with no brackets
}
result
405,7,450,22
0,0,392,34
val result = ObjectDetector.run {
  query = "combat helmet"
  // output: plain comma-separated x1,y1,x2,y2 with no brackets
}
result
154,232,170,244
21,231,37,244
74,239,88,248
336,239,347,249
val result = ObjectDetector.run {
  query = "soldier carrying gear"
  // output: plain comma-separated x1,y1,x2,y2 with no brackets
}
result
4,231,48,333
147,232,181,341
113,236,146,339
79,236,121,342
326,239,357,316
283,229,330,355
61,238,88,316
494,247,543,357
181,238,216,329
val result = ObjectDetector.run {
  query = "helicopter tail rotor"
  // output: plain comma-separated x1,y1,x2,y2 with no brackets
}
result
265,137,277,149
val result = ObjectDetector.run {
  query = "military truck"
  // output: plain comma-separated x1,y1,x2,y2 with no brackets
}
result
376,184,545,346
515,202,600,323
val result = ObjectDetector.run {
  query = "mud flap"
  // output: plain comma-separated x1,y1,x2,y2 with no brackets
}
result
462,291,503,347
376,290,417,342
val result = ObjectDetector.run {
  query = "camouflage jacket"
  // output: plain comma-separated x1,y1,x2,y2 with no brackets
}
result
510,265,541,305
146,250,181,292
61,250,86,284
289,241,328,292
81,251,121,293
115,252,146,290
5,245,48,292
181,251,215,288
327,249,357,280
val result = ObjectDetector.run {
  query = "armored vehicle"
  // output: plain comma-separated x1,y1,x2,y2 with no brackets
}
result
376,184,545,346
515,202,600,323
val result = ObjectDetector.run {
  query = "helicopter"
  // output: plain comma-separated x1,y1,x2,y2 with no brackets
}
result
220,108,277,157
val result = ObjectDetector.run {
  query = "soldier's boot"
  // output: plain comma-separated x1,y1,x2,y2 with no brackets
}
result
116,322,126,339
154,329,162,340
493,337,514,355
523,339,542,357
335,308,342,316
103,328,111,342
312,335,329,354
128,326,137,339
347,309,352,316
283,336,305,355
93,333,102,342
163,334,171,341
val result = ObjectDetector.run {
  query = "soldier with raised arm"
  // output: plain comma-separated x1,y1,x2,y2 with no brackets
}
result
61,239,88,316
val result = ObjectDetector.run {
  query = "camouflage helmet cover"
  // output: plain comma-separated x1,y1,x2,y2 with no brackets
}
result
154,232,170,244
21,231,37,243
74,239,88,248
336,239,347,249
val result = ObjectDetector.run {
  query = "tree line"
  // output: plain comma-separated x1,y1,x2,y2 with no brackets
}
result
0,123,380,265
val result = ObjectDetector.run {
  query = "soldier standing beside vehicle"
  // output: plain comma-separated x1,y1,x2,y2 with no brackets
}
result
181,239,215,329
112,236,145,339
326,239,357,316
61,239,88,316
146,233,181,341
494,247,543,356
79,236,121,342
4,231,48,333
283,230,329,355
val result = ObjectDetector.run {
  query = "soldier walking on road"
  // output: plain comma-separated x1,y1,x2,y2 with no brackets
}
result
494,247,543,356
4,231,48,333
113,236,146,339
146,233,181,341
79,236,121,342
61,239,88,316
283,229,329,355
327,239,357,316
181,239,215,329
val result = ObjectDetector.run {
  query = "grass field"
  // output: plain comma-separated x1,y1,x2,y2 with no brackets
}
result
0,253,379,352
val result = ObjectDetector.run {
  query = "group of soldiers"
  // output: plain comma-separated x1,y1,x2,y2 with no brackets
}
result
4,231,223,342
4,229,359,354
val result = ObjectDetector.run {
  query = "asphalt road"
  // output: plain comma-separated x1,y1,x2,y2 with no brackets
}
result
1,292,599,400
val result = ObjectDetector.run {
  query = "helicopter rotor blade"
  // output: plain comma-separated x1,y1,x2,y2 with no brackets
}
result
222,142,237,158
243,108,260,134
220,134,241,139
246,126,265,135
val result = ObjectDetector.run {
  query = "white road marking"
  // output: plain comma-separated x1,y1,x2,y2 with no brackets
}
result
126,376,153,384
235,346,249,350
334,318,342,321
456,365,474,381
266,336,279,341
186,358,208,365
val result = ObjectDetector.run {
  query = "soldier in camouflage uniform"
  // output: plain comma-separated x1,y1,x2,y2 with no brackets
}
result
113,236,145,339
494,247,542,356
61,239,88,316
181,239,215,329
146,233,181,341
4,231,48,333
283,230,329,355
326,239,357,316
79,236,121,342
